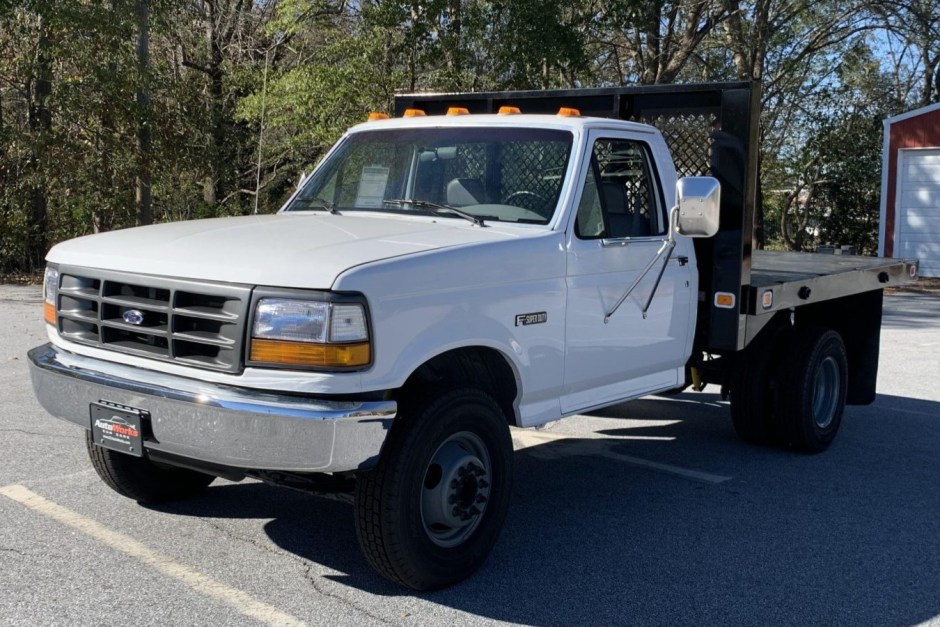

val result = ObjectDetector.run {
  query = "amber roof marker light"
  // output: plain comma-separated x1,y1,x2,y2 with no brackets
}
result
498,106,521,115
446,107,470,116
557,107,582,117
402,108,427,117
367,112,390,121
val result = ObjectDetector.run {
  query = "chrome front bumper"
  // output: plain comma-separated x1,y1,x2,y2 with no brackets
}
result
28,344,396,473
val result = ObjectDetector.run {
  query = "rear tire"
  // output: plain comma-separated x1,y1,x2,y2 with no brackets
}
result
354,388,513,591
730,329,786,445
775,328,848,453
85,432,215,503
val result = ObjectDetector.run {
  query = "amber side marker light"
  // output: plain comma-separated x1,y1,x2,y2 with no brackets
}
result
498,106,521,115
446,107,470,116
43,302,56,326
367,112,390,121
402,108,426,117
250,338,371,368
557,107,581,117
714,292,736,309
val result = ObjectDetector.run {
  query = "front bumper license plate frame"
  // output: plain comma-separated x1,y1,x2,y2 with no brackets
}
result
90,401,146,458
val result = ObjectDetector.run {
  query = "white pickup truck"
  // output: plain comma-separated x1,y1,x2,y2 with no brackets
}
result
28,82,916,590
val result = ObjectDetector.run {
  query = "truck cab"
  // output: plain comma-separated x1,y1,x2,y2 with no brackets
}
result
286,111,700,423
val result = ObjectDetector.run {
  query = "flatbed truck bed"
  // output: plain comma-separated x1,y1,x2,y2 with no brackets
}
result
747,250,917,316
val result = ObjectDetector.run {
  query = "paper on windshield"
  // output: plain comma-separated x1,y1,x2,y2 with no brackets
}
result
355,166,390,208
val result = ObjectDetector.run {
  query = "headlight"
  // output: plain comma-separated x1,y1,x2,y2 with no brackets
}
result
249,297,371,369
43,266,58,326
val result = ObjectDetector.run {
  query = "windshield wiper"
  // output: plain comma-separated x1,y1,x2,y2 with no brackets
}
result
384,198,485,227
311,196,339,214
293,196,338,214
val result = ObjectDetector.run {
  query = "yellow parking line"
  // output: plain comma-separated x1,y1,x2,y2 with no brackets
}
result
0,484,308,627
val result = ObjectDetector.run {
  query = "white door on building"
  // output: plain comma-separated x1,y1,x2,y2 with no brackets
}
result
896,149,940,277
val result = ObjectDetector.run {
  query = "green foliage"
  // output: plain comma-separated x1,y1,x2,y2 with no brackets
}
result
1,0,938,272
761,42,906,253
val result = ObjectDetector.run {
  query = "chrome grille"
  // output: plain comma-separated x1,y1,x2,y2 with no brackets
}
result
55,267,251,373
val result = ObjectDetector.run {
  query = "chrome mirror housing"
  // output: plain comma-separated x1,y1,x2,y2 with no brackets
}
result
675,177,721,238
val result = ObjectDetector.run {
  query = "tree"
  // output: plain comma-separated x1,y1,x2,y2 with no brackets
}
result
872,0,940,107
174,0,271,209
764,45,903,252
700,0,873,247
0,0,924,274
587,0,730,84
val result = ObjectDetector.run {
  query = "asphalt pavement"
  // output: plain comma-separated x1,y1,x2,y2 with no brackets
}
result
1,285,939,626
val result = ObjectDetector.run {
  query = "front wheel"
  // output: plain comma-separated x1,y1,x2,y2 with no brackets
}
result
354,388,513,590
85,432,215,503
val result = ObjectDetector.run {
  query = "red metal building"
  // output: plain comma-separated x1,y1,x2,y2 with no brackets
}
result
880,102,940,277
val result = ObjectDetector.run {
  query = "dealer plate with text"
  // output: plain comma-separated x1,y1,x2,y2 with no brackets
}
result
90,402,146,457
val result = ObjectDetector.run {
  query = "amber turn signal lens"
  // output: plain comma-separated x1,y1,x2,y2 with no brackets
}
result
714,292,736,309
250,339,371,368
43,301,56,326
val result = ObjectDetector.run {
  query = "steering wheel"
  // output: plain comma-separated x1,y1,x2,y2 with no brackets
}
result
502,190,548,212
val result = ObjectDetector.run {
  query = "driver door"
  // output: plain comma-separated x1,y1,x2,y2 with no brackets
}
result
561,130,694,414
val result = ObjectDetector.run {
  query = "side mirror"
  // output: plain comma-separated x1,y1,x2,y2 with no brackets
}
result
675,177,720,238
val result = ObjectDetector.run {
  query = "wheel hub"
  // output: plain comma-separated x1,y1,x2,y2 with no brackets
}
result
812,356,841,429
421,433,492,547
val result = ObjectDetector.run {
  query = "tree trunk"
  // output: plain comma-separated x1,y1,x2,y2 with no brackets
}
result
28,16,52,271
136,0,152,226
921,50,940,105
445,0,461,77
95,64,116,234
203,4,224,207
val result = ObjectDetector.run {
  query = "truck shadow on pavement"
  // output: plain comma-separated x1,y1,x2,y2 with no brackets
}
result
152,391,940,626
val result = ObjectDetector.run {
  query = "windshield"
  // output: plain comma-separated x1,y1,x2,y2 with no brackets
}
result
285,127,574,225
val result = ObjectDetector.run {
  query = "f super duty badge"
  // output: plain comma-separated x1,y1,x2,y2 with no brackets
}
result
515,312,547,327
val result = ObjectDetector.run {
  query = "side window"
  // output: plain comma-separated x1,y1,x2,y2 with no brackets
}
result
576,165,604,237
575,138,665,239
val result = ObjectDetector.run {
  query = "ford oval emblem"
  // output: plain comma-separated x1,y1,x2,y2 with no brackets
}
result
123,309,146,326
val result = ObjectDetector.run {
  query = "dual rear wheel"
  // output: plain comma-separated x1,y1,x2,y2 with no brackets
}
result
731,326,848,453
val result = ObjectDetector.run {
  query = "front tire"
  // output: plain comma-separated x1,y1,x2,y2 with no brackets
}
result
354,388,513,590
85,432,215,503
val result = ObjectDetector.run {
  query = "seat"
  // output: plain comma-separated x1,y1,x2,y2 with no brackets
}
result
600,181,631,237
601,181,653,237
446,178,485,207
